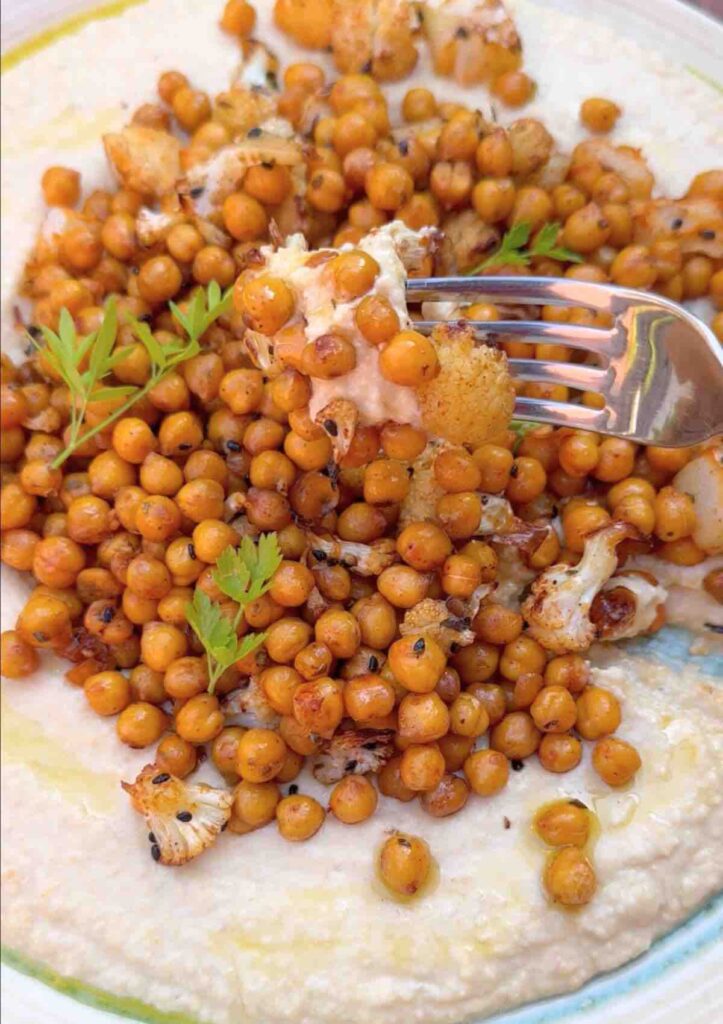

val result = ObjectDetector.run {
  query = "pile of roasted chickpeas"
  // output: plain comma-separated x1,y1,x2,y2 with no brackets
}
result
1,0,721,901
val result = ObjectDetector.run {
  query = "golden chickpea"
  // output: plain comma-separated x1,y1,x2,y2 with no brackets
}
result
499,636,546,682
388,634,446,694
84,671,131,716
449,692,490,738
344,673,396,722
535,800,590,847
463,748,510,796
0,630,39,678
563,503,611,553
365,163,414,211
137,255,182,304
116,702,167,748
232,779,280,829
400,743,446,792
379,832,432,897
538,733,582,773
141,621,187,672
610,245,657,289
236,728,287,783
396,521,452,571
378,756,416,802
175,693,224,744
490,711,541,759
172,86,211,131
292,676,344,737
300,332,357,379
575,686,621,740
592,736,641,786
450,642,499,685
580,97,621,133
530,686,578,733
41,165,81,206
402,87,438,122
544,847,597,906
378,330,439,387
420,774,470,818
593,438,636,483
329,774,378,824
471,177,516,223
441,554,482,599
544,655,590,695
276,793,325,841
475,129,513,177
314,609,361,659
155,732,197,779
32,535,86,589
654,486,696,542
377,564,430,608
397,692,451,743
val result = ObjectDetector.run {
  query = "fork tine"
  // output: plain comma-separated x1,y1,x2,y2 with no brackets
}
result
514,396,608,430
508,360,611,393
406,275,619,312
413,319,620,358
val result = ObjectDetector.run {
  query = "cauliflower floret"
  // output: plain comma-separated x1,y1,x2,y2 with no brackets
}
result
306,533,398,575
339,645,387,678
313,729,395,784
521,522,637,653
135,207,184,247
570,139,654,200
416,322,515,448
122,766,233,866
633,197,723,259
673,446,723,554
422,0,522,86
315,398,359,463
400,598,476,652
331,0,419,81
399,441,448,528
437,210,499,274
590,571,667,641
221,676,279,728
103,125,181,199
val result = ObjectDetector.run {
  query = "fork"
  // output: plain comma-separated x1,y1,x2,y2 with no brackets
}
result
407,276,723,447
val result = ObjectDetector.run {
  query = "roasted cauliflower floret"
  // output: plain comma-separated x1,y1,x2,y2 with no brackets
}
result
122,765,233,866
437,210,499,274
221,676,280,728
400,598,476,652
422,0,522,86
316,398,359,463
570,139,654,200
331,0,419,80
313,729,395,784
633,197,723,259
399,441,448,528
589,571,667,641
673,446,723,554
307,533,398,575
103,125,181,199
416,322,515,448
522,522,638,653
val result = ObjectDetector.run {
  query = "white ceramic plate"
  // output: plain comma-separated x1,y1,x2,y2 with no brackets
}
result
1,1,722,1022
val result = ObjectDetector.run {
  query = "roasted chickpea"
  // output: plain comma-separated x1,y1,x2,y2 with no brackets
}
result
0,630,39,678
592,736,641,786
463,748,510,796
84,671,131,716
544,655,590,694
490,711,541,759
329,774,378,824
155,732,197,779
575,686,621,740
140,621,187,673
233,779,280,829
388,634,446,693
292,676,344,737
538,733,583,773
535,800,591,847
398,691,450,743
378,756,416,802
544,847,597,906
344,673,396,722
377,564,429,608
530,686,578,733
580,97,621,133
276,793,325,841
116,702,167,748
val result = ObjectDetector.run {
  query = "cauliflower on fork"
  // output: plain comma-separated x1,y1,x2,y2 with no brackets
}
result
122,765,233,866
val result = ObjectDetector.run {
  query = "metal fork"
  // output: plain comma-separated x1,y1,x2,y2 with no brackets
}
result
407,276,723,447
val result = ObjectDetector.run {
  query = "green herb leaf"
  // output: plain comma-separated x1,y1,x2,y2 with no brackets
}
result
466,221,582,276
213,533,283,608
185,589,243,693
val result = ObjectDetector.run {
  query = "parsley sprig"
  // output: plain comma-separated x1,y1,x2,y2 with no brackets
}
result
33,282,233,468
185,534,283,694
467,221,583,276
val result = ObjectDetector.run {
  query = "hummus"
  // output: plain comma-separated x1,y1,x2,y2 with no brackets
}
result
1,1,723,1023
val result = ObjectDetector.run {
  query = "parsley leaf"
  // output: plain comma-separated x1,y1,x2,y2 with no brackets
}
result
467,221,583,275
185,533,282,693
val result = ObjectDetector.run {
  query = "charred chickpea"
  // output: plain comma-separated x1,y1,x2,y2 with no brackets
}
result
352,593,397,648
499,635,546,682
209,726,246,782
535,800,591,847
175,693,224,745
260,665,302,717
301,332,357,379
450,641,499,685
344,673,396,722
449,692,489,738
306,167,347,213
164,655,208,700
544,847,597,906
276,793,325,841
235,275,295,334
337,503,387,543
592,736,641,786
294,641,333,681
421,774,470,818
575,686,621,740
593,438,636,483
329,775,378,824
397,521,452,571
434,448,482,493
219,368,265,415
505,456,547,504
378,832,432,897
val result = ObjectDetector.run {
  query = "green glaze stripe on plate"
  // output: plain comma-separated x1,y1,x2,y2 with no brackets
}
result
1,947,199,1024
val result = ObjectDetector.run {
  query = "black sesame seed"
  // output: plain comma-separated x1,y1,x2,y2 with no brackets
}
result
671,217,683,229
138,313,153,324
503,816,511,830
413,638,426,654
177,442,192,451
368,655,379,672
101,606,114,623
188,543,196,560
176,810,192,822
148,832,157,844
700,229,715,240
152,772,171,785
27,325,42,340
449,642,460,654
221,821,228,832
288,783,299,795
362,741,379,751
345,759,358,772
323,418,338,437
261,159,275,170
705,622,723,634
509,463,519,478
266,71,278,88
511,759,524,772
568,798,588,809
189,186,204,199
398,836,412,848
398,139,410,156
361,59,372,73
226,440,241,452
455,26,469,38
151,844,161,862
406,466,414,477
312,549,327,561
247,126,262,138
